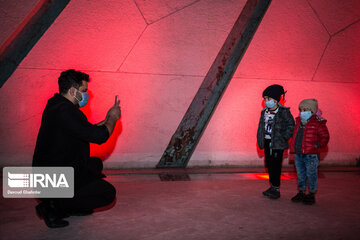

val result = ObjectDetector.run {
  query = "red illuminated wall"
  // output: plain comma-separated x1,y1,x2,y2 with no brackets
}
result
0,0,359,168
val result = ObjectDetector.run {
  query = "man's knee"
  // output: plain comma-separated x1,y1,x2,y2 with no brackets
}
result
87,157,104,178
89,157,103,170
103,181,116,205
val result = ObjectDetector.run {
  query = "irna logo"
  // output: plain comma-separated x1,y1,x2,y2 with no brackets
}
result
3,167,74,198
8,172,69,188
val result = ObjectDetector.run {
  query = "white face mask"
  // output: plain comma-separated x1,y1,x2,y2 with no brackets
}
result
300,111,312,121
265,99,276,109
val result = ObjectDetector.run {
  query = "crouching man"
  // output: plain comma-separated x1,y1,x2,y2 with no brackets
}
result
33,69,121,228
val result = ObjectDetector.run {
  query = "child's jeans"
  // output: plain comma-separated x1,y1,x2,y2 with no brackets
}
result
295,154,319,193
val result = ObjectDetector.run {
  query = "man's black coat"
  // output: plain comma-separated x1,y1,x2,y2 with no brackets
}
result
33,94,109,186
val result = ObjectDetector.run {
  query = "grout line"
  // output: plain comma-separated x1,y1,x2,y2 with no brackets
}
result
232,76,312,82
307,79,359,84
133,0,149,25
331,18,360,37
305,0,331,36
16,67,360,84
114,71,203,77
116,25,148,72
11,112,42,126
17,67,116,73
17,67,204,77
311,37,331,81
148,0,201,25
232,76,359,84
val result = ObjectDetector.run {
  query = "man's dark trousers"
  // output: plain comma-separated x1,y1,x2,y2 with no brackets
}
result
43,157,116,212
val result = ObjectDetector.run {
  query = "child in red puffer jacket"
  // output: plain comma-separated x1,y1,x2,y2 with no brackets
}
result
290,99,329,205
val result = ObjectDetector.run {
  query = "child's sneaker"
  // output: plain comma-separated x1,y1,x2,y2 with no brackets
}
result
291,191,305,203
267,187,280,199
263,186,280,199
262,187,273,197
303,193,315,205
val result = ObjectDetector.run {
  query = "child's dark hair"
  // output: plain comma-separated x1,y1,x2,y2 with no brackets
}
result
58,69,90,94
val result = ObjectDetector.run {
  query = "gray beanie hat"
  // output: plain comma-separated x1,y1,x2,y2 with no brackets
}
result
299,99,318,114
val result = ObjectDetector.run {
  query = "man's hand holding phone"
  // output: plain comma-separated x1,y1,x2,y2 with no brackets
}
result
100,95,121,135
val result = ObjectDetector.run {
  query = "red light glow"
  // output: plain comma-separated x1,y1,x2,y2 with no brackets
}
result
240,173,296,180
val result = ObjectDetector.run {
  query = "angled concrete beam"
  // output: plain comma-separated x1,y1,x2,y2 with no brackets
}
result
0,0,70,88
157,0,272,168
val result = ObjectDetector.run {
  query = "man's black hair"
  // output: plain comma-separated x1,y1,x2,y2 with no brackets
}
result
58,69,90,94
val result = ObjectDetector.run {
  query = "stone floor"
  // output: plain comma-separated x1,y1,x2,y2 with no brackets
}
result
1,167,360,240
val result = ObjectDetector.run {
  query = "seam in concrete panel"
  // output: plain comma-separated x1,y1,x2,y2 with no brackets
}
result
17,67,129,75
133,0,200,25
0,8,10,17
16,67,205,77
233,76,312,82
133,0,149,25
331,18,360,37
17,67,125,73
116,71,204,78
310,79,360,84
232,76,360,84
15,67,360,85
116,25,148,72
311,37,331,81
18,67,75,71
11,112,42,127
305,0,331,36
148,0,201,25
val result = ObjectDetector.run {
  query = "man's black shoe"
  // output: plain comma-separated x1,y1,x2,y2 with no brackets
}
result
291,191,306,203
303,193,315,205
36,201,69,228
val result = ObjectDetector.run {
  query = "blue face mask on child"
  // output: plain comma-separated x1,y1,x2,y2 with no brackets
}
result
74,89,89,107
265,100,276,109
300,111,312,121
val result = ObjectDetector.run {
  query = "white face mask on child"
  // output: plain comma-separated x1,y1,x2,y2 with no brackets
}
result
300,111,312,121
265,100,276,109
